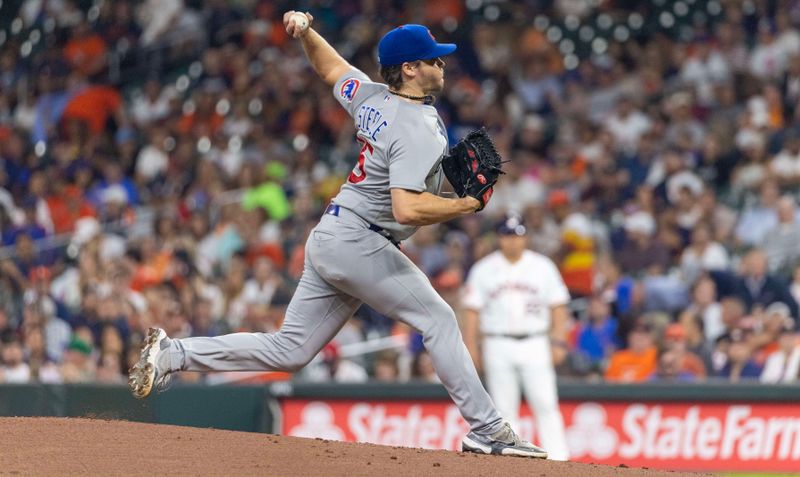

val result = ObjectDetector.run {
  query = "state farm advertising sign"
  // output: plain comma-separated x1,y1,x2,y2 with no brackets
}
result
281,399,800,472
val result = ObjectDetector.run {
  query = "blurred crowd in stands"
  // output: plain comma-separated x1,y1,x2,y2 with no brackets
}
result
1,0,800,386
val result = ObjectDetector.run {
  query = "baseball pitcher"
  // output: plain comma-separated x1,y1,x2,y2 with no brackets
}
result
463,214,571,460
128,12,547,458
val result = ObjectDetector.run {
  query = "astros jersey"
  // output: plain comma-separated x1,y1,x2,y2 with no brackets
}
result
331,69,447,241
463,250,570,335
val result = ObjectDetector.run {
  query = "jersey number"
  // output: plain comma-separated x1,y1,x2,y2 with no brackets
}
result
348,138,373,184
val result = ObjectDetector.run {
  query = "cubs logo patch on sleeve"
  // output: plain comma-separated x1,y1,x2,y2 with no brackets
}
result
340,78,361,103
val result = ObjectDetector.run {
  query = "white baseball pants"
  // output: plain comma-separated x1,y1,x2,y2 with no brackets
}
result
482,335,570,460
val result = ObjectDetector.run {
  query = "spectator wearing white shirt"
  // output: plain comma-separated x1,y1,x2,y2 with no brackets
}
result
0,184,23,229
761,195,800,275
716,21,749,73
135,128,170,184
222,101,254,138
680,224,730,283
130,79,172,127
303,342,368,383
683,277,725,345
731,128,769,196
137,0,184,47
670,183,704,230
769,132,800,187
760,321,800,383
604,95,651,154
664,92,706,149
776,15,800,59
0,339,31,383
750,20,789,80
11,89,37,133
239,256,280,307
482,159,544,218
735,180,780,246
680,38,731,106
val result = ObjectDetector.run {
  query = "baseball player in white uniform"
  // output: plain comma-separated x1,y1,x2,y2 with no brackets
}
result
128,11,548,458
463,214,571,460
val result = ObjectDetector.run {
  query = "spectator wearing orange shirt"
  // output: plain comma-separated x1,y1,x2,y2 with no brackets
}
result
604,321,658,382
662,323,707,379
46,185,96,234
130,236,173,292
63,20,108,77
177,87,223,137
61,85,123,137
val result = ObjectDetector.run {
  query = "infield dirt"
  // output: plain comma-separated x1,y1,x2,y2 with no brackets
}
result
0,417,714,476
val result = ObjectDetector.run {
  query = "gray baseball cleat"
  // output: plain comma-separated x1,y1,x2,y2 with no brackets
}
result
128,327,173,399
461,422,548,458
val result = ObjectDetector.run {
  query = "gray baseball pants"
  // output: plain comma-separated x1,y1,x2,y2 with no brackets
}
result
167,207,504,435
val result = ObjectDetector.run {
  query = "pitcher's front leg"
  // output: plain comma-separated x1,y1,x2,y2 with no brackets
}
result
173,264,361,372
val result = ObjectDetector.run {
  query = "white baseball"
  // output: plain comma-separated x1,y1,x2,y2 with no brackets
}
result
290,12,309,32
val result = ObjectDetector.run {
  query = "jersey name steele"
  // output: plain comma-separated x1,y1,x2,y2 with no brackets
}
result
356,105,389,141
332,69,446,241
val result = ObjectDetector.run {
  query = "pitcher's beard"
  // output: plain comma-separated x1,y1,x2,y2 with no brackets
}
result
422,77,444,96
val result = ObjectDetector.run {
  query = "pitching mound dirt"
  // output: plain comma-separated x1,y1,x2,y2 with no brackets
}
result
0,417,709,476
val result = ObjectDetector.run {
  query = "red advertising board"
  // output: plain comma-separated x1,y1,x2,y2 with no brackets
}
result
280,399,800,472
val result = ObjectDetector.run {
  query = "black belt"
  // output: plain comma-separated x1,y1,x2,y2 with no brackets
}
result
324,203,401,249
484,332,546,340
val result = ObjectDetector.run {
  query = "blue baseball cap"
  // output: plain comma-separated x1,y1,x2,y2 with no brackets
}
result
497,214,526,236
378,25,457,66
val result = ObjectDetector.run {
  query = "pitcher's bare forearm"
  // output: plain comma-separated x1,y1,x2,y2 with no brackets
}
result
299,29,353,86
284,11,353,86
391,189,480,226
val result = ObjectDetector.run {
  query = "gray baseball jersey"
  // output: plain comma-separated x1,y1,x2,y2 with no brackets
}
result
331,69,447,241
164,69,504,438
